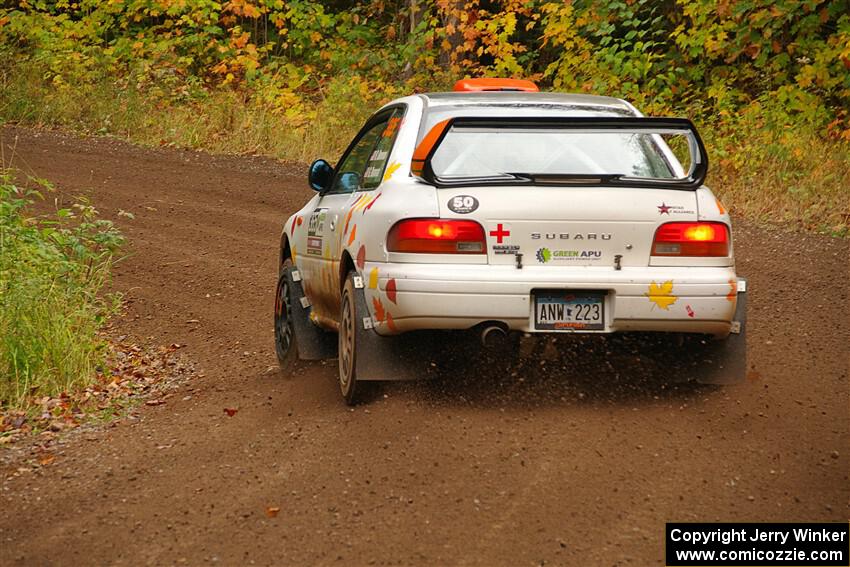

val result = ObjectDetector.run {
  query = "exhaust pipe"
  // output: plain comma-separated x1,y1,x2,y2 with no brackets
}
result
481,325,508,348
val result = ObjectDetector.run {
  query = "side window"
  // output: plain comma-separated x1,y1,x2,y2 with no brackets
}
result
361,109,404,190
329,118,388,194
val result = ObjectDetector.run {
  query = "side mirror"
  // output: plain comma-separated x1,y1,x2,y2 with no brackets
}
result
308,159,333,192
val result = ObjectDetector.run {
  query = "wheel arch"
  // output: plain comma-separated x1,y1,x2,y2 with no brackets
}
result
339,249,356,292
279,232,292,268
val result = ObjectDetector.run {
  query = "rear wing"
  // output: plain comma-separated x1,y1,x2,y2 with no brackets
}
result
411,116,709,190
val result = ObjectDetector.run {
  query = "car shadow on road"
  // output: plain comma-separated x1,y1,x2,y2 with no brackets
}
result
397,332,719,409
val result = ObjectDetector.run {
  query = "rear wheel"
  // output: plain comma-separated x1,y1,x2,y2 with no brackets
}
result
339,273,363,405
274,259,296,369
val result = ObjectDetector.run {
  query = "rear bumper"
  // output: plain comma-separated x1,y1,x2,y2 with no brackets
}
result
364,262,741,337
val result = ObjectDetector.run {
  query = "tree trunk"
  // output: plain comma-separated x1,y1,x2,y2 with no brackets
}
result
439,0,464,68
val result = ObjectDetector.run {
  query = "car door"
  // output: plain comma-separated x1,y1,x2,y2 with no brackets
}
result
303,109,400,326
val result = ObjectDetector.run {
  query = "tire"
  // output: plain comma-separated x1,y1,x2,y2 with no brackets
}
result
274,259,296,369
338,272,363,405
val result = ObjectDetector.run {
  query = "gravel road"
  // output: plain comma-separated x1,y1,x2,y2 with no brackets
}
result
1,126,847,566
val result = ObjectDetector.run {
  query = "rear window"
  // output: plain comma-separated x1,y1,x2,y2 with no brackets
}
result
430,125,676,180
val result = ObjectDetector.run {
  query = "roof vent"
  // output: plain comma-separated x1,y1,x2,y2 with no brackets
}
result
452,78,539,92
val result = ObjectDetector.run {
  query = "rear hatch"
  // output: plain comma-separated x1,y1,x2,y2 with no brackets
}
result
438,186,698,268
416,115,709,268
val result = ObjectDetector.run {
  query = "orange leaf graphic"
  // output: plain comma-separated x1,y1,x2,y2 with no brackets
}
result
386,279,397,304
372,297,385,323
356,245,366,269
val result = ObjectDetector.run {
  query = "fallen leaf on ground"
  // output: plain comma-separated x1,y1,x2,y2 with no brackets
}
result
265,506,280,518
145,399,166,406
223,408,238,417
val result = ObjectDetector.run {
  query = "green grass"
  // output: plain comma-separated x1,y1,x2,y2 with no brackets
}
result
0,59,376,162
0,174,124,408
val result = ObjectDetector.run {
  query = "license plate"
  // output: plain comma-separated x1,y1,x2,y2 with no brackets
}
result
533,290,606,331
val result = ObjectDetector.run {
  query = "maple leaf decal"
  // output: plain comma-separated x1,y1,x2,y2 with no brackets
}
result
372,297,386,323
383,161,401,182
645,280,678,310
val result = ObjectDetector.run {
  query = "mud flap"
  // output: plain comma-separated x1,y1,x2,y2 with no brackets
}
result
690,283,748,385
352,285,431,381
286,268,338,360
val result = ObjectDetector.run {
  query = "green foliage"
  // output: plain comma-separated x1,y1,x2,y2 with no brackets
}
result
0,174,124,408
0,0,848,232
2,0,847,108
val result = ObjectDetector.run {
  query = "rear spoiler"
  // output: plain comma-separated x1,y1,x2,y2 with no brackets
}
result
411,117,708,190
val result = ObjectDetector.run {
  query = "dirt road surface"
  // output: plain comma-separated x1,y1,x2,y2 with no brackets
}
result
1,126,848,566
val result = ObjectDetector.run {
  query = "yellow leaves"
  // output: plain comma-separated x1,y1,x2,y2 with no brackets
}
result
704,31,727,55
382,161,401,182
645,280,678,311
368,267,379,289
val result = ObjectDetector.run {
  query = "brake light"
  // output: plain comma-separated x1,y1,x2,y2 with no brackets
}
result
387,219,486,254
651,222,730,257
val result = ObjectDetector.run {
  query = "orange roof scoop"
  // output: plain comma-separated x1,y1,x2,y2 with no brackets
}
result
453,78,539,92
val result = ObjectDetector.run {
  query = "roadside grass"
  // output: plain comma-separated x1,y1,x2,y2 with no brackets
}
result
707,118,850,237
1,61,847,235
0,60,377,162
0,172,124,409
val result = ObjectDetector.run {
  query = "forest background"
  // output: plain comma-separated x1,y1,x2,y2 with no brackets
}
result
1,0,848,232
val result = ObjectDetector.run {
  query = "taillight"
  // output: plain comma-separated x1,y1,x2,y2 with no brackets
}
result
651,222,730,257
387,219,486,254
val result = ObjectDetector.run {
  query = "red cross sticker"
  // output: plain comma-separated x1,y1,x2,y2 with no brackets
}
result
489,223,511,243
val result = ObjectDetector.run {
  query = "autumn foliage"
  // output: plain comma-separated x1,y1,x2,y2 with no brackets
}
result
0,1,848,232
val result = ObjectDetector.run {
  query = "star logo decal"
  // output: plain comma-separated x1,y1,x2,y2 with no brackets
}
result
657,202,671,215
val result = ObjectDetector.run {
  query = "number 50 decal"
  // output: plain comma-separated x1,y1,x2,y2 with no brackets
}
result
447,195,479,214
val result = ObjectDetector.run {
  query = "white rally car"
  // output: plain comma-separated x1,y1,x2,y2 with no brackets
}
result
275,78,747,404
